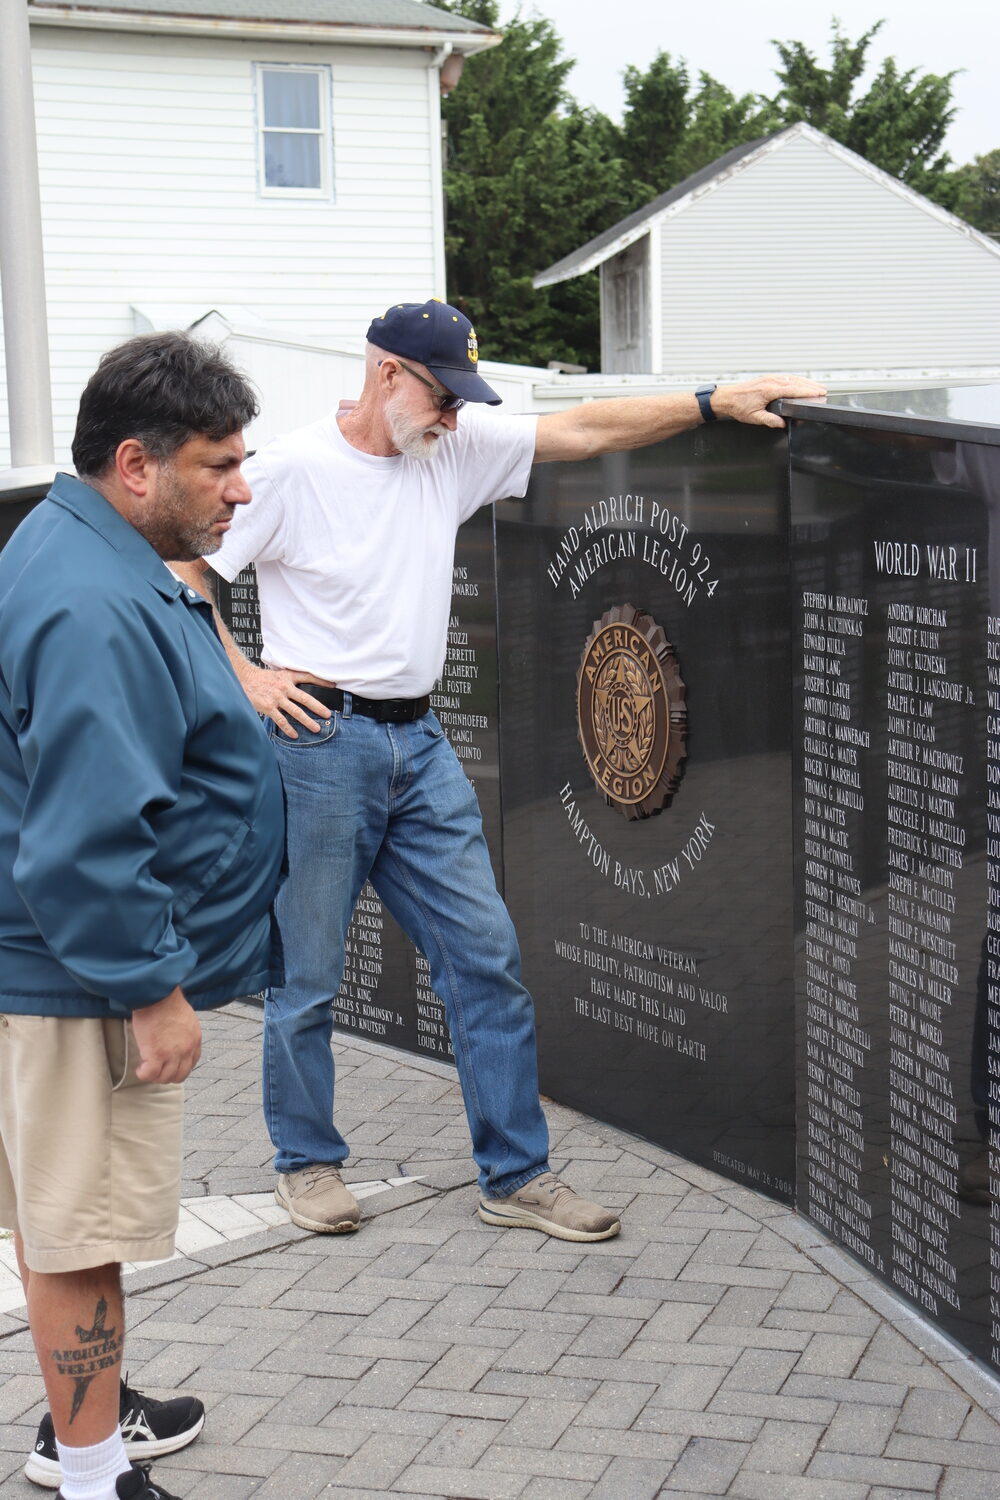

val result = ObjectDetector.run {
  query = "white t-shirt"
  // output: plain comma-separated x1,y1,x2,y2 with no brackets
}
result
211,405,538,697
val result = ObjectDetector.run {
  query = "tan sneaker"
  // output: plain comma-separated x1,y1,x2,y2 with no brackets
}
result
478,1171,620,1242
276,1165,360,1232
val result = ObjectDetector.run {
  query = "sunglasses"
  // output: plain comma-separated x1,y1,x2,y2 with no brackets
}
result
382,358,465,413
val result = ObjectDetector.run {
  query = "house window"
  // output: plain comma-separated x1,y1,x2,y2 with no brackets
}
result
256,65,331,197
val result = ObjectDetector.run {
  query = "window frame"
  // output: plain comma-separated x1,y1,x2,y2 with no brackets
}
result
254,62,333,201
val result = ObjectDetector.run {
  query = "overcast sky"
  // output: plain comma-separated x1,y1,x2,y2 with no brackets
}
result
496,1,998,166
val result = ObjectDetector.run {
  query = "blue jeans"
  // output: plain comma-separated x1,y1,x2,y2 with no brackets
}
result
263,702,551,1197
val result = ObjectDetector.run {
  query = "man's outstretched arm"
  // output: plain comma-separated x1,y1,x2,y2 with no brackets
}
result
532,376,827,464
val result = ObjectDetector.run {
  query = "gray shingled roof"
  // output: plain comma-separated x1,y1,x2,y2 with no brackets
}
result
534,135,771,287
29,0,492,30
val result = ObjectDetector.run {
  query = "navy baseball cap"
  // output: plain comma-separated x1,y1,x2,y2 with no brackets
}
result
366,299,502,405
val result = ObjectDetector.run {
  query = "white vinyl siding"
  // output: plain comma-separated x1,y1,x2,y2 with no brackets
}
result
0,28,441,467
656,133,1000,375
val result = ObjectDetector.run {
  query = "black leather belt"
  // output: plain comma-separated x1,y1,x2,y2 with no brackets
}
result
306,683,430,724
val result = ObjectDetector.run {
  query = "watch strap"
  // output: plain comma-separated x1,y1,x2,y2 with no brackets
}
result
695,384,718,423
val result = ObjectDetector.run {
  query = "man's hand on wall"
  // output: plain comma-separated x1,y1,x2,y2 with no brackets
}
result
712,376,827,430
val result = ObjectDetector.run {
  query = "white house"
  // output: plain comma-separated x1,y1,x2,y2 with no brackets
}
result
533,123,1000,386
0,0,498,467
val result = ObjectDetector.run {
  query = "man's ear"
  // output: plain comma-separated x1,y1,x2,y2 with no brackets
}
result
376,357,400,394
115,439,154,498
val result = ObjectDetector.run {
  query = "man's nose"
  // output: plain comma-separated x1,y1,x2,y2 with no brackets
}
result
439,406,460,431
229,470,253,504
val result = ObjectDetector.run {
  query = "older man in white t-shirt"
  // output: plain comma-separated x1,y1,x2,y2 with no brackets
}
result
179,299,824,1242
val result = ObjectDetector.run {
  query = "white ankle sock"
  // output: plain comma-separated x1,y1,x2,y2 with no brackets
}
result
55,1428,131,1500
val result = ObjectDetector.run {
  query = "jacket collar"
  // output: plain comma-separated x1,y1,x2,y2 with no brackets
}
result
47,472,184,600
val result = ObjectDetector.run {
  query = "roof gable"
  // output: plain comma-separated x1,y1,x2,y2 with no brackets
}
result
27,0,496,42
534,122,1000,288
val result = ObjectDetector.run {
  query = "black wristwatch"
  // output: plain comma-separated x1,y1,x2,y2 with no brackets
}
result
695,384,718,423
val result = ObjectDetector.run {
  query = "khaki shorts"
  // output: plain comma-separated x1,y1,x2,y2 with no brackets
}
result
0,1014,184,1273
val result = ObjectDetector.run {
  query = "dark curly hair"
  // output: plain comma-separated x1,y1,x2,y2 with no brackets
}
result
71,331,259,478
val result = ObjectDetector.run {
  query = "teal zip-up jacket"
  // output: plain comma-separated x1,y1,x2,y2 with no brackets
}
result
0,474,285,1016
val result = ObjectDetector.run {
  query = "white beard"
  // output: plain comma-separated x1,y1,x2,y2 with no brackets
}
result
386,392,449,460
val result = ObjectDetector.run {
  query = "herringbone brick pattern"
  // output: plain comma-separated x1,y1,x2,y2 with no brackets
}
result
1,1005,999,1497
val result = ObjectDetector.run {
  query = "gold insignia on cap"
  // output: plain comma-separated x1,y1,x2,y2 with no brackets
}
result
468,329,479,364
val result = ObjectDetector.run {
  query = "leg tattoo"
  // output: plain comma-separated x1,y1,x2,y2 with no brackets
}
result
51,1297,122,1425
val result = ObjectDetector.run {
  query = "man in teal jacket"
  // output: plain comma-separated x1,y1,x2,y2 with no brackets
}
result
0,334,285,1500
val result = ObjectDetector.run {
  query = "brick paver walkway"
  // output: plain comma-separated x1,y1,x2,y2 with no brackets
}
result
2,1004,1000,1497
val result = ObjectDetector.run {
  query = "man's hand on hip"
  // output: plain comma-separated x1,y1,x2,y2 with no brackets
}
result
132,987,203,1083
238,662,337,737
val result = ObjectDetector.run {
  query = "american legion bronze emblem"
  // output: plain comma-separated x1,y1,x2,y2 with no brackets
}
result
576,604,687,820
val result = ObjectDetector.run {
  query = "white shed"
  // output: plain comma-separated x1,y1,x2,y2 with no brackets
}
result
0,0,498,467
533,122,1000,385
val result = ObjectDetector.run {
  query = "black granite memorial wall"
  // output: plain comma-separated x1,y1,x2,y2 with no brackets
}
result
494,387,1000,1375
0,492,46,551
787,400,1000,1370
496,426,798,1202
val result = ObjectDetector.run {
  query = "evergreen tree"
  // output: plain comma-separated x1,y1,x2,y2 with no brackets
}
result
616,54,774,201
436,0,630,367
436,6,977,365
953,149,1000,239
770,21,961,207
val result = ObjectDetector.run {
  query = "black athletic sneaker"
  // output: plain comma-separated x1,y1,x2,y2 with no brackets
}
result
56,1464,184,1499
26,1379,204,1488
